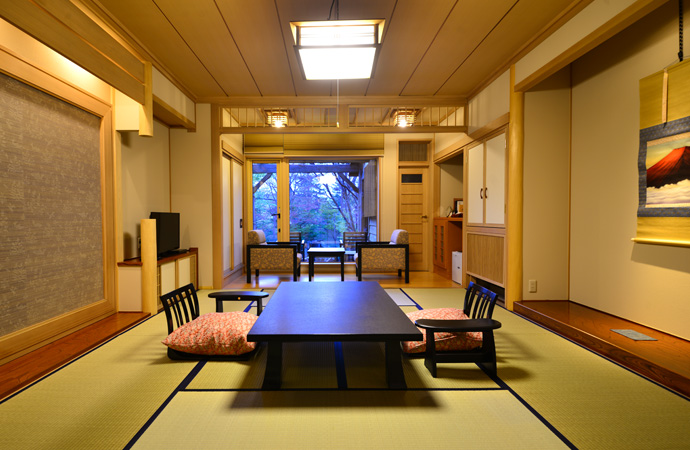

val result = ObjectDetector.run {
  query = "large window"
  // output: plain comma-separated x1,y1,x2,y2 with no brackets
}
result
251,162,278,241
289,160,377,248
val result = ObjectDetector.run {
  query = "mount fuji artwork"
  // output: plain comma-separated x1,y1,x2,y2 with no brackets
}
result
645,133,690,208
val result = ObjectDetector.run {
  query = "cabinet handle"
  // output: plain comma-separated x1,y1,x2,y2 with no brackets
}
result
479,188,484,199
485,187,488,199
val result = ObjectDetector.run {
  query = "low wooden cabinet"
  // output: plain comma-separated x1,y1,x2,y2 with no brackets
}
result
433,218,463,279
117,248,198,312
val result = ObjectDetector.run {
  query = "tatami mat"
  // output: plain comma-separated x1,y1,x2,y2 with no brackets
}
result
130,390,570,450
491,307,690,450
1,287,689,450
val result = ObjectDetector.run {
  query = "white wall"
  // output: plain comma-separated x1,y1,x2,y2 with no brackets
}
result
569,1,690,339
523,68,571,300
170,104,214,288
439,156,463,217
119,120,171,260
468,69,509,133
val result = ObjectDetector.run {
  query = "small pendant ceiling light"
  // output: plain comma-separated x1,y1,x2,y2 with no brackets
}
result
267,110,289,128
393,109,417,127
291,0,384,80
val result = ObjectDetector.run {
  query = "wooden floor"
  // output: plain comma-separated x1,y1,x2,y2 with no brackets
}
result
224,266,462,289
515,300,690,399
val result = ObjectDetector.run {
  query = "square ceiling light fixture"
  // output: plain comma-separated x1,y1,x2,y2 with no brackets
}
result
291,19,384,80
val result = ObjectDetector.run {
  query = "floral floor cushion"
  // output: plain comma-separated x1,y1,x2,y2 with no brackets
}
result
402,308,483,353
162,311,257,355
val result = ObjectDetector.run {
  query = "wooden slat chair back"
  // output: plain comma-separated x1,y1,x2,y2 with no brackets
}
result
341,231,368,250
464,283,498,320
289,231,304,254
160,283,200,335
160,283,258,361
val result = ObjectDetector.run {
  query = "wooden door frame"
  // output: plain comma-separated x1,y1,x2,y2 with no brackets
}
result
396,139,433,272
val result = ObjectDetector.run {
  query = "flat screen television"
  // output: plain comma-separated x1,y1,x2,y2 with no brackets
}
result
149,212,181,257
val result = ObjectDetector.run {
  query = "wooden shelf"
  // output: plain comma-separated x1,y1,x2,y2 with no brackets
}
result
432,217,462,279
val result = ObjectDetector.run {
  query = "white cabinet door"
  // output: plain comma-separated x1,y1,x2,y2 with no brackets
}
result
484,134,506,225
466,143,485,224
159,261,176,296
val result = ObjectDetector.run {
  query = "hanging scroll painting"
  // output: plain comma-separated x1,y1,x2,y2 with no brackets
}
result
636,58,690,246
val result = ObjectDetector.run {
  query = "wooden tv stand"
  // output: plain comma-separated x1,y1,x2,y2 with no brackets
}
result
117,248,198,312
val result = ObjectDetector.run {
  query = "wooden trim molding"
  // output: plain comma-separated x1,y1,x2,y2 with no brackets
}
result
0,36,118,363
153,94,196,130
0,0,146,103
0,300,114,364
515,0,669,93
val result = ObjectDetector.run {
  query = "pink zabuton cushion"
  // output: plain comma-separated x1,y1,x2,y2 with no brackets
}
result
402,308,483,354
162,312,257,355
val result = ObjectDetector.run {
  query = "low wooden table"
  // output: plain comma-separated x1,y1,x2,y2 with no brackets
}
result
208,291,269,315
246,282,422,389
307,247,346,281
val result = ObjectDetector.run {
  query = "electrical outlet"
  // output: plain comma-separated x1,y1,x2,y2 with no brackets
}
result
528,279,537,293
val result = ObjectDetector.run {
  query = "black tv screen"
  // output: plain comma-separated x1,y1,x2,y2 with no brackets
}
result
149,212,180,256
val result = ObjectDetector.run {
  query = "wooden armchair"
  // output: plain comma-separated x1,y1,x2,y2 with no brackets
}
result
289,231,305,255
160,283,259,360
246,229,302,282
405,282,502,377
341,231,367,261
355,229,409,283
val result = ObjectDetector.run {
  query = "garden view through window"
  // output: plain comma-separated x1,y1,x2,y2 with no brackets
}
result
252,160,377,252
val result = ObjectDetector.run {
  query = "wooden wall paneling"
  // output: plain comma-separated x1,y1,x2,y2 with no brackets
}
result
466,230,505,286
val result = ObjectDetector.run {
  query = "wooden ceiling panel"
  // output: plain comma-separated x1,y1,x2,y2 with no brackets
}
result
96,0,225,98
85,0,586,101
401,0,516,96
155,0,260,97
365,0,456,96
436,0,577,96
215,0,294,97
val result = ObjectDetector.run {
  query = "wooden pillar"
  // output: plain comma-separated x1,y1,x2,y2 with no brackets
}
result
141,218,158,314
211,105,223,289
138,62,153,137
506,65,524,311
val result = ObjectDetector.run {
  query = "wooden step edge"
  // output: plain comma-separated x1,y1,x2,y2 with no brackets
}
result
513,302,690,399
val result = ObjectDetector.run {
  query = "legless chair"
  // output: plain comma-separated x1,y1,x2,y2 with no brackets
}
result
403,282,502,377
246,229,301,283
160,283,259,360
